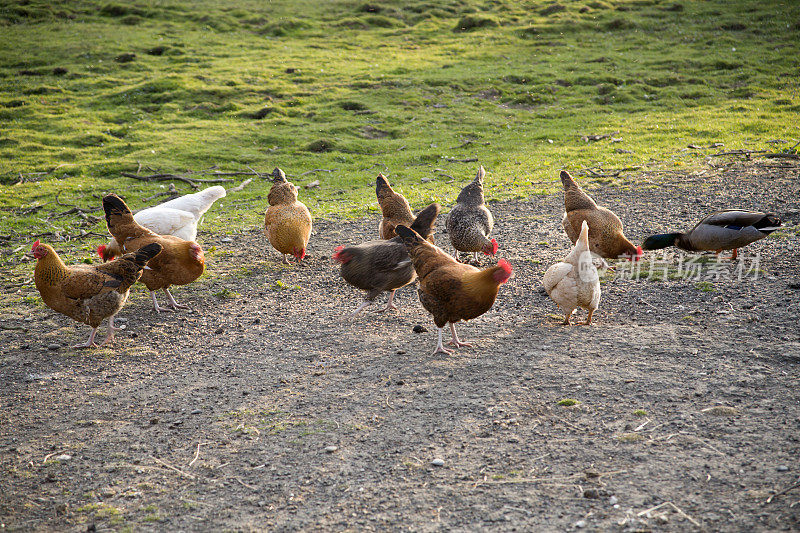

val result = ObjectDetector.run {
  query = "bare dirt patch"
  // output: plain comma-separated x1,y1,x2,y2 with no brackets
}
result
1,161,799,531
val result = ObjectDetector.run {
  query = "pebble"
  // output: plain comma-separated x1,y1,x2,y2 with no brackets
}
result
324,445,338,453
220,237,233,243
214,326,224,334
190,409,202,415
777,465,789,472
431,458,444,467
47,343,60,351
55,454,72,461
412,325,428,333
583,488,600,499
609,496,618,505
575,520,586,528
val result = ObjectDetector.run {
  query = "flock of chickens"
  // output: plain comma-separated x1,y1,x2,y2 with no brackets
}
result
31,167,781,354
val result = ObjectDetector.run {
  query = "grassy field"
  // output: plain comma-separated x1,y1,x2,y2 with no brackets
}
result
0,0,797,241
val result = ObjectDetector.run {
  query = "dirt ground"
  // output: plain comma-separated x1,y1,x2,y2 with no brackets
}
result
1,160,799,532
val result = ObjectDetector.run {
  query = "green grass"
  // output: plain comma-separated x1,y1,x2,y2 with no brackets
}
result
557,398,579,406
0,0,797,258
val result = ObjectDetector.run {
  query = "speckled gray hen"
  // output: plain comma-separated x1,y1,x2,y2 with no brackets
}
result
333,203,440,314
446,166,497,262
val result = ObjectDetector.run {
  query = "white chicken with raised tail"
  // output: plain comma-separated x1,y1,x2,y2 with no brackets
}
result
543,220,601,325
98,186,226,261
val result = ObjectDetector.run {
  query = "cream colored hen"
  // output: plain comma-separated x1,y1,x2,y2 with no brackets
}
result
543,221,601,325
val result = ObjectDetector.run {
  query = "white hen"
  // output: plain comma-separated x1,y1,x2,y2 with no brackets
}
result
99,186,226,261
542,220,601,325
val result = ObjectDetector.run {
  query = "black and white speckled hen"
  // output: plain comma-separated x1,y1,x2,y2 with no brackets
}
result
446,166,497,262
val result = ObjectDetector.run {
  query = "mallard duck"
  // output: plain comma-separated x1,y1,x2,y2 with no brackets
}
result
446,166,498,262
560,170,641,261
642,210,781,260
543,221,601,325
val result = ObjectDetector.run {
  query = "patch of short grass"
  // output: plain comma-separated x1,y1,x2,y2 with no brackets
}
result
557,398,579,407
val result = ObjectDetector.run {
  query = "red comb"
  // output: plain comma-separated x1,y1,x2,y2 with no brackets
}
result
498,258,512,274
634,245,643,261
493,258,513,284
97,244,106,258
32,240,40,252
491,238,499,256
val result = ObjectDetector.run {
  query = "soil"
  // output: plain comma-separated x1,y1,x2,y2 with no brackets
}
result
1,160,799,531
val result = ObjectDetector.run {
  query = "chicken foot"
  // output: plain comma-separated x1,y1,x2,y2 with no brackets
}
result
72,327,99,349
376,290,398,313
448,322,473,348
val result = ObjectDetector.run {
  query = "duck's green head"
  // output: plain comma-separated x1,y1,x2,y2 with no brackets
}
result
641,233,681,251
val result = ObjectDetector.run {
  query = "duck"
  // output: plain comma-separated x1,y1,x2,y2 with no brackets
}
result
560,170,641,261
641,210,781,260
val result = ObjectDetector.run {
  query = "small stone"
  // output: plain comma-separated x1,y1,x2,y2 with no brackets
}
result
421,178,433,183
412,325,428,333
150,418,160,425
220,237,233,243
324,445,338,453
777,465,789,472
305,180,320,189
214,326,224,334
431,458,444,467
688,144,702,149
56,454,72,461
47,343,60,351
190,409,202,415
396,350,406,355
609,495,618,505
285,67,298,73
583,488,600,499
575,520,586,528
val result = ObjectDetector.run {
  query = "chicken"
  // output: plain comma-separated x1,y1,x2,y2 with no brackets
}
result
33,240,162,347
333,203,440,315
102,194,205,313
396,224,512,355
641,210,781,260
98,185,225,262
376,173,415,240
446,166,498,262
264,168,312,264
560,170,642,261
543,221,601,325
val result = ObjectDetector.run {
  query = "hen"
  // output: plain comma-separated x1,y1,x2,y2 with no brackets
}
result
642,210,781,260
333,203,440,315
446,166,498,262
396,224,512,355
33,240,162,347
99,185,225,262
560,170,641,261
264,168,313,264
543,220,601,325
103,194,205,312
376,173,415,240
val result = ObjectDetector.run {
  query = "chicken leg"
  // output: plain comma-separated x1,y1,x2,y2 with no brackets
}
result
448,322,473,348
433,326,454,356
377,290,398,313
583,309,594,326
100,315,123,346
150,291,172,313
164,289,189,310
351,300,372,316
